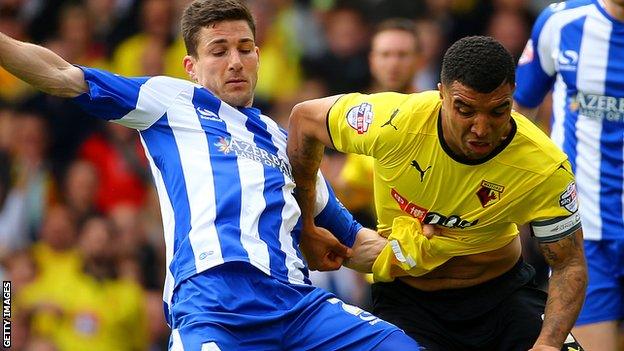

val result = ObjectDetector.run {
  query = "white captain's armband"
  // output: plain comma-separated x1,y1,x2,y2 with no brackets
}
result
531,212,582,243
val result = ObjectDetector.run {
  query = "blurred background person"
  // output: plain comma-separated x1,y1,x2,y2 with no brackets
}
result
62,160,100,226
0,109,57,255
18,214,148,351
78,123,149,215
302,0,371,96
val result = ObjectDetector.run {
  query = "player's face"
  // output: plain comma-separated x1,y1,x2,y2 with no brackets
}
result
439,80,514,160
369,30,419,93
184,20,259,107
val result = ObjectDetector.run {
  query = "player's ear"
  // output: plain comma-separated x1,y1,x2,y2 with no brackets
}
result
438,82,444,100
183,55,197,82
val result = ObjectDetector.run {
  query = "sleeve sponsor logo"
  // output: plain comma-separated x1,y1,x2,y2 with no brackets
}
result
518,39,534,66
346,103,374,134
559,181,578,213
557,49,578,72
195,107,224,123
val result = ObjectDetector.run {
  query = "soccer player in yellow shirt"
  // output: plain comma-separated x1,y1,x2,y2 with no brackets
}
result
288,36,587,351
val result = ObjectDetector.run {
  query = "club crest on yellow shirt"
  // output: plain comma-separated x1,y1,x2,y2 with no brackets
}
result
476,180,505,207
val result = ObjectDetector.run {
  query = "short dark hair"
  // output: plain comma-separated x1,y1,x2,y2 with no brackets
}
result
373,18,419,52
181,0,256,57
440,36,515,93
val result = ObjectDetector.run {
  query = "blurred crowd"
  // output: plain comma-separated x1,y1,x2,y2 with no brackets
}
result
0,0,556,350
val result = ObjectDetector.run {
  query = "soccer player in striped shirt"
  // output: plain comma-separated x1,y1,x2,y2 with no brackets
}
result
514,1,624,350
0,0,421,350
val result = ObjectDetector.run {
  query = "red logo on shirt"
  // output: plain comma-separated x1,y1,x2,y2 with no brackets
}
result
391,188,428,221
476,180,505,208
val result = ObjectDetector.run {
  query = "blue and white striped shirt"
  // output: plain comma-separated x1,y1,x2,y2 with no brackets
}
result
72,67,362,325
515,0,624,241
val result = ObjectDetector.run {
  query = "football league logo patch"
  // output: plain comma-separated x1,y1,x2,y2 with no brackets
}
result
476,180,505,208
559,181,578,213
347,103,374,134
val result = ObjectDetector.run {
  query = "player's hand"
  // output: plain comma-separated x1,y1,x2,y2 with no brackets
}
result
300,225,352,271
422,224,441,239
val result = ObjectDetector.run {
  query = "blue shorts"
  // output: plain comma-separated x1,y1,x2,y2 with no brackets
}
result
167,262,417,350
576,240,624,325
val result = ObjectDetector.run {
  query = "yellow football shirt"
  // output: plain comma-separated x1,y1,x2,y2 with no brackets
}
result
327,91,581,280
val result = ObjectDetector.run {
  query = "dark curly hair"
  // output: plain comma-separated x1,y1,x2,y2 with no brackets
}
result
440,36,515,93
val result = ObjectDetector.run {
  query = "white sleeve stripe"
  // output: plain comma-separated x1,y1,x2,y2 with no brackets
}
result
118,77,193,131
313,172,330,217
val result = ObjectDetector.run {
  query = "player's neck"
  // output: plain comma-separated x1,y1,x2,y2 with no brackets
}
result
602,0,624,21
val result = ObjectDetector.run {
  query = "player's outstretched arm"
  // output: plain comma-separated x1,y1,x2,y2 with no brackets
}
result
288,95,347,270
531,229,587,351
0,32,87,97
343,228,387,273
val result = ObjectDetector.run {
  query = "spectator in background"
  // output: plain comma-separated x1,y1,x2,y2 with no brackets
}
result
412,18,445,91
46,3,108,70
62,160,100,226
19,215,148,351
111,0,184,78
249,0,303,109
514,1,624,350
0,5,34,103
0,110,57,248
302,0,371,95
78,123,148,215
368,18,420,94
486,6,532,61
85,0,140,57
109,203,161,290
30,205,80,282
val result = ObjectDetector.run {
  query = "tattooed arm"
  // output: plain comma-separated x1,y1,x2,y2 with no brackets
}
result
530,229,587,351
287,95,352,271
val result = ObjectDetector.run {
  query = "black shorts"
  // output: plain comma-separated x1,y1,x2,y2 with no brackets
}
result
371,260,547,351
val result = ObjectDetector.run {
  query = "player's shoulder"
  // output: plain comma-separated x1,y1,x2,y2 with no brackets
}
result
341,90,439,109
539,0,594,17
144,75,197,90
502,112,568,175
537,0,595,24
